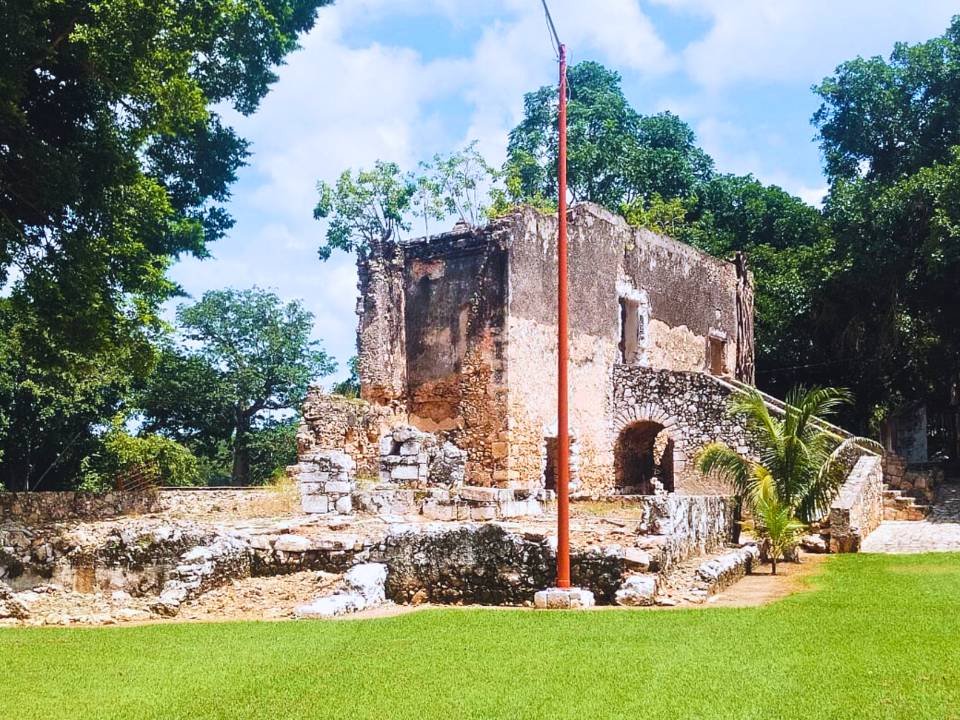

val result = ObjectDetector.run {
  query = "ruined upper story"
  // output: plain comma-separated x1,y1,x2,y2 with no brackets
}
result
356,202,754,414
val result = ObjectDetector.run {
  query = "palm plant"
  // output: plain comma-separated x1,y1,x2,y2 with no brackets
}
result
696,386,864,573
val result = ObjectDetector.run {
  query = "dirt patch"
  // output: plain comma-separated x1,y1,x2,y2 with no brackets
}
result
705,553,828,608
177,570,341,622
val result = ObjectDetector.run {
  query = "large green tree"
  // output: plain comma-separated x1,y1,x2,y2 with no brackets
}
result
0,0,330,489
811,16,960,431
506,61,713,209
138,288,335,485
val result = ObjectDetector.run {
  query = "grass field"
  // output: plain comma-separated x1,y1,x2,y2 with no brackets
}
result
2,553,959,720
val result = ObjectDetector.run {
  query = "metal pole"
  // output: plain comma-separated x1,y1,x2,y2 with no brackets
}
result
556,42,570,589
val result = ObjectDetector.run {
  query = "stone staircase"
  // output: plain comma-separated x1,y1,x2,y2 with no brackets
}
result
882,488,929,521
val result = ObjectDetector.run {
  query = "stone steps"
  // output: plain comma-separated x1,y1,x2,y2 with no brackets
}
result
882,487,929,521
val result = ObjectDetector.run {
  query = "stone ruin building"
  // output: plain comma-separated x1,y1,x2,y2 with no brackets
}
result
0,204,926,625
293,203,756,511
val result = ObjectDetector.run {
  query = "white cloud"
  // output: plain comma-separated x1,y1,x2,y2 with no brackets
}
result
170,1,674,380
654,0,958,90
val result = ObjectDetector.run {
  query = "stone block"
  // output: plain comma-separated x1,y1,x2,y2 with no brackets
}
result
621,548,652,571
534,587,595,609
273,535,312,553
459,486,510,503
379,435,395,455
301,494,330,514
615,574,658,606
469,505,497,521
399,440,420,456
335,495,353,514
325,481,353,494
390,465,420,482
421,501,456,522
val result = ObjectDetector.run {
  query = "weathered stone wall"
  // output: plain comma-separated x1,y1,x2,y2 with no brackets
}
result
356,242,408,406
829,455,884,553
501,204,750,493
0,491,160,525
296,389,401,479
609,366,749,495
157,488,297,519
401,230,510,485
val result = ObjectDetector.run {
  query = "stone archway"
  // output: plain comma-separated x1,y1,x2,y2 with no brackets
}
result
614,421,675,494
610,401,689,492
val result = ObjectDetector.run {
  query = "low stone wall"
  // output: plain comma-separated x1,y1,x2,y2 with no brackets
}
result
609,494,736,571
0,491,160,525
829,455,884,553
158,488,296,519
380,524,625,605
695,545,759,595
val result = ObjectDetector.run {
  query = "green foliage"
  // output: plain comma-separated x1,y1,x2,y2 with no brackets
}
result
79,416,200,492
247,419,299,486
0,0,330,489
314,162,415,260
620,194,693,237
507,61,713,207
331,356,361,398
697,385,858,568
812,17,960,427
138,288,335,485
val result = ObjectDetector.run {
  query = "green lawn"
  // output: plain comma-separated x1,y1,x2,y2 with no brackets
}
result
2,553,960,720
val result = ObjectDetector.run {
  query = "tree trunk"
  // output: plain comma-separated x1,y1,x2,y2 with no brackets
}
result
771,556,778,576
231,422,251,486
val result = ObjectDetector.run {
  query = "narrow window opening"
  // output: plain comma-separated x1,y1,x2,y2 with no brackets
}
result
619,298,640,364
708,336,727,376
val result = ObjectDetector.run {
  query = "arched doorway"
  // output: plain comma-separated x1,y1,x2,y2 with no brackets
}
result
614,421,675,494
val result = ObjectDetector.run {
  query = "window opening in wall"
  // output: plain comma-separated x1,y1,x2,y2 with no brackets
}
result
614,421,675,494
619,297,640,364
543,435,576,491
708,335,727,376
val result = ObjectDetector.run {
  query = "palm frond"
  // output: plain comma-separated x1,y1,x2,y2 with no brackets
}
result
695,443,753,497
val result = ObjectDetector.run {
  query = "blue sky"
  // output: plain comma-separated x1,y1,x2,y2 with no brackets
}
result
168,0,959,383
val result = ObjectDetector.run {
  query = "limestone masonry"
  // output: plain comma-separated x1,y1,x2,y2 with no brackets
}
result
293,203,756,500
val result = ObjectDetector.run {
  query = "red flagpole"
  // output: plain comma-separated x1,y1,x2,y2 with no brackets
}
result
556,42,570,589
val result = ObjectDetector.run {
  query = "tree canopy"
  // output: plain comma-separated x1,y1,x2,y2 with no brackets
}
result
506,61,713,209
139,288,335,485
809,17,960,431
0,0,330,488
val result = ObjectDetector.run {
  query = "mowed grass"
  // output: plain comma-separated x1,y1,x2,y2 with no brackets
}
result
2,553,960,720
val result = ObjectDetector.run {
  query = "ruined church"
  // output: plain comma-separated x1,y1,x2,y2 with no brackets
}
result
294,203,758,506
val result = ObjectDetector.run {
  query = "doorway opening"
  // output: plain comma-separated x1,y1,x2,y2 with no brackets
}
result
614,421,674,494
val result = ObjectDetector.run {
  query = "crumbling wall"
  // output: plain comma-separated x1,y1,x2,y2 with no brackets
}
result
400,230,510,485
356,242,408,406
296,389,401,479
621,224,741,375
0,491,160,525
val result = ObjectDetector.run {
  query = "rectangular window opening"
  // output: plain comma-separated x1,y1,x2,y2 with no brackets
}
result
619,298,640,364
709,336,727,376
